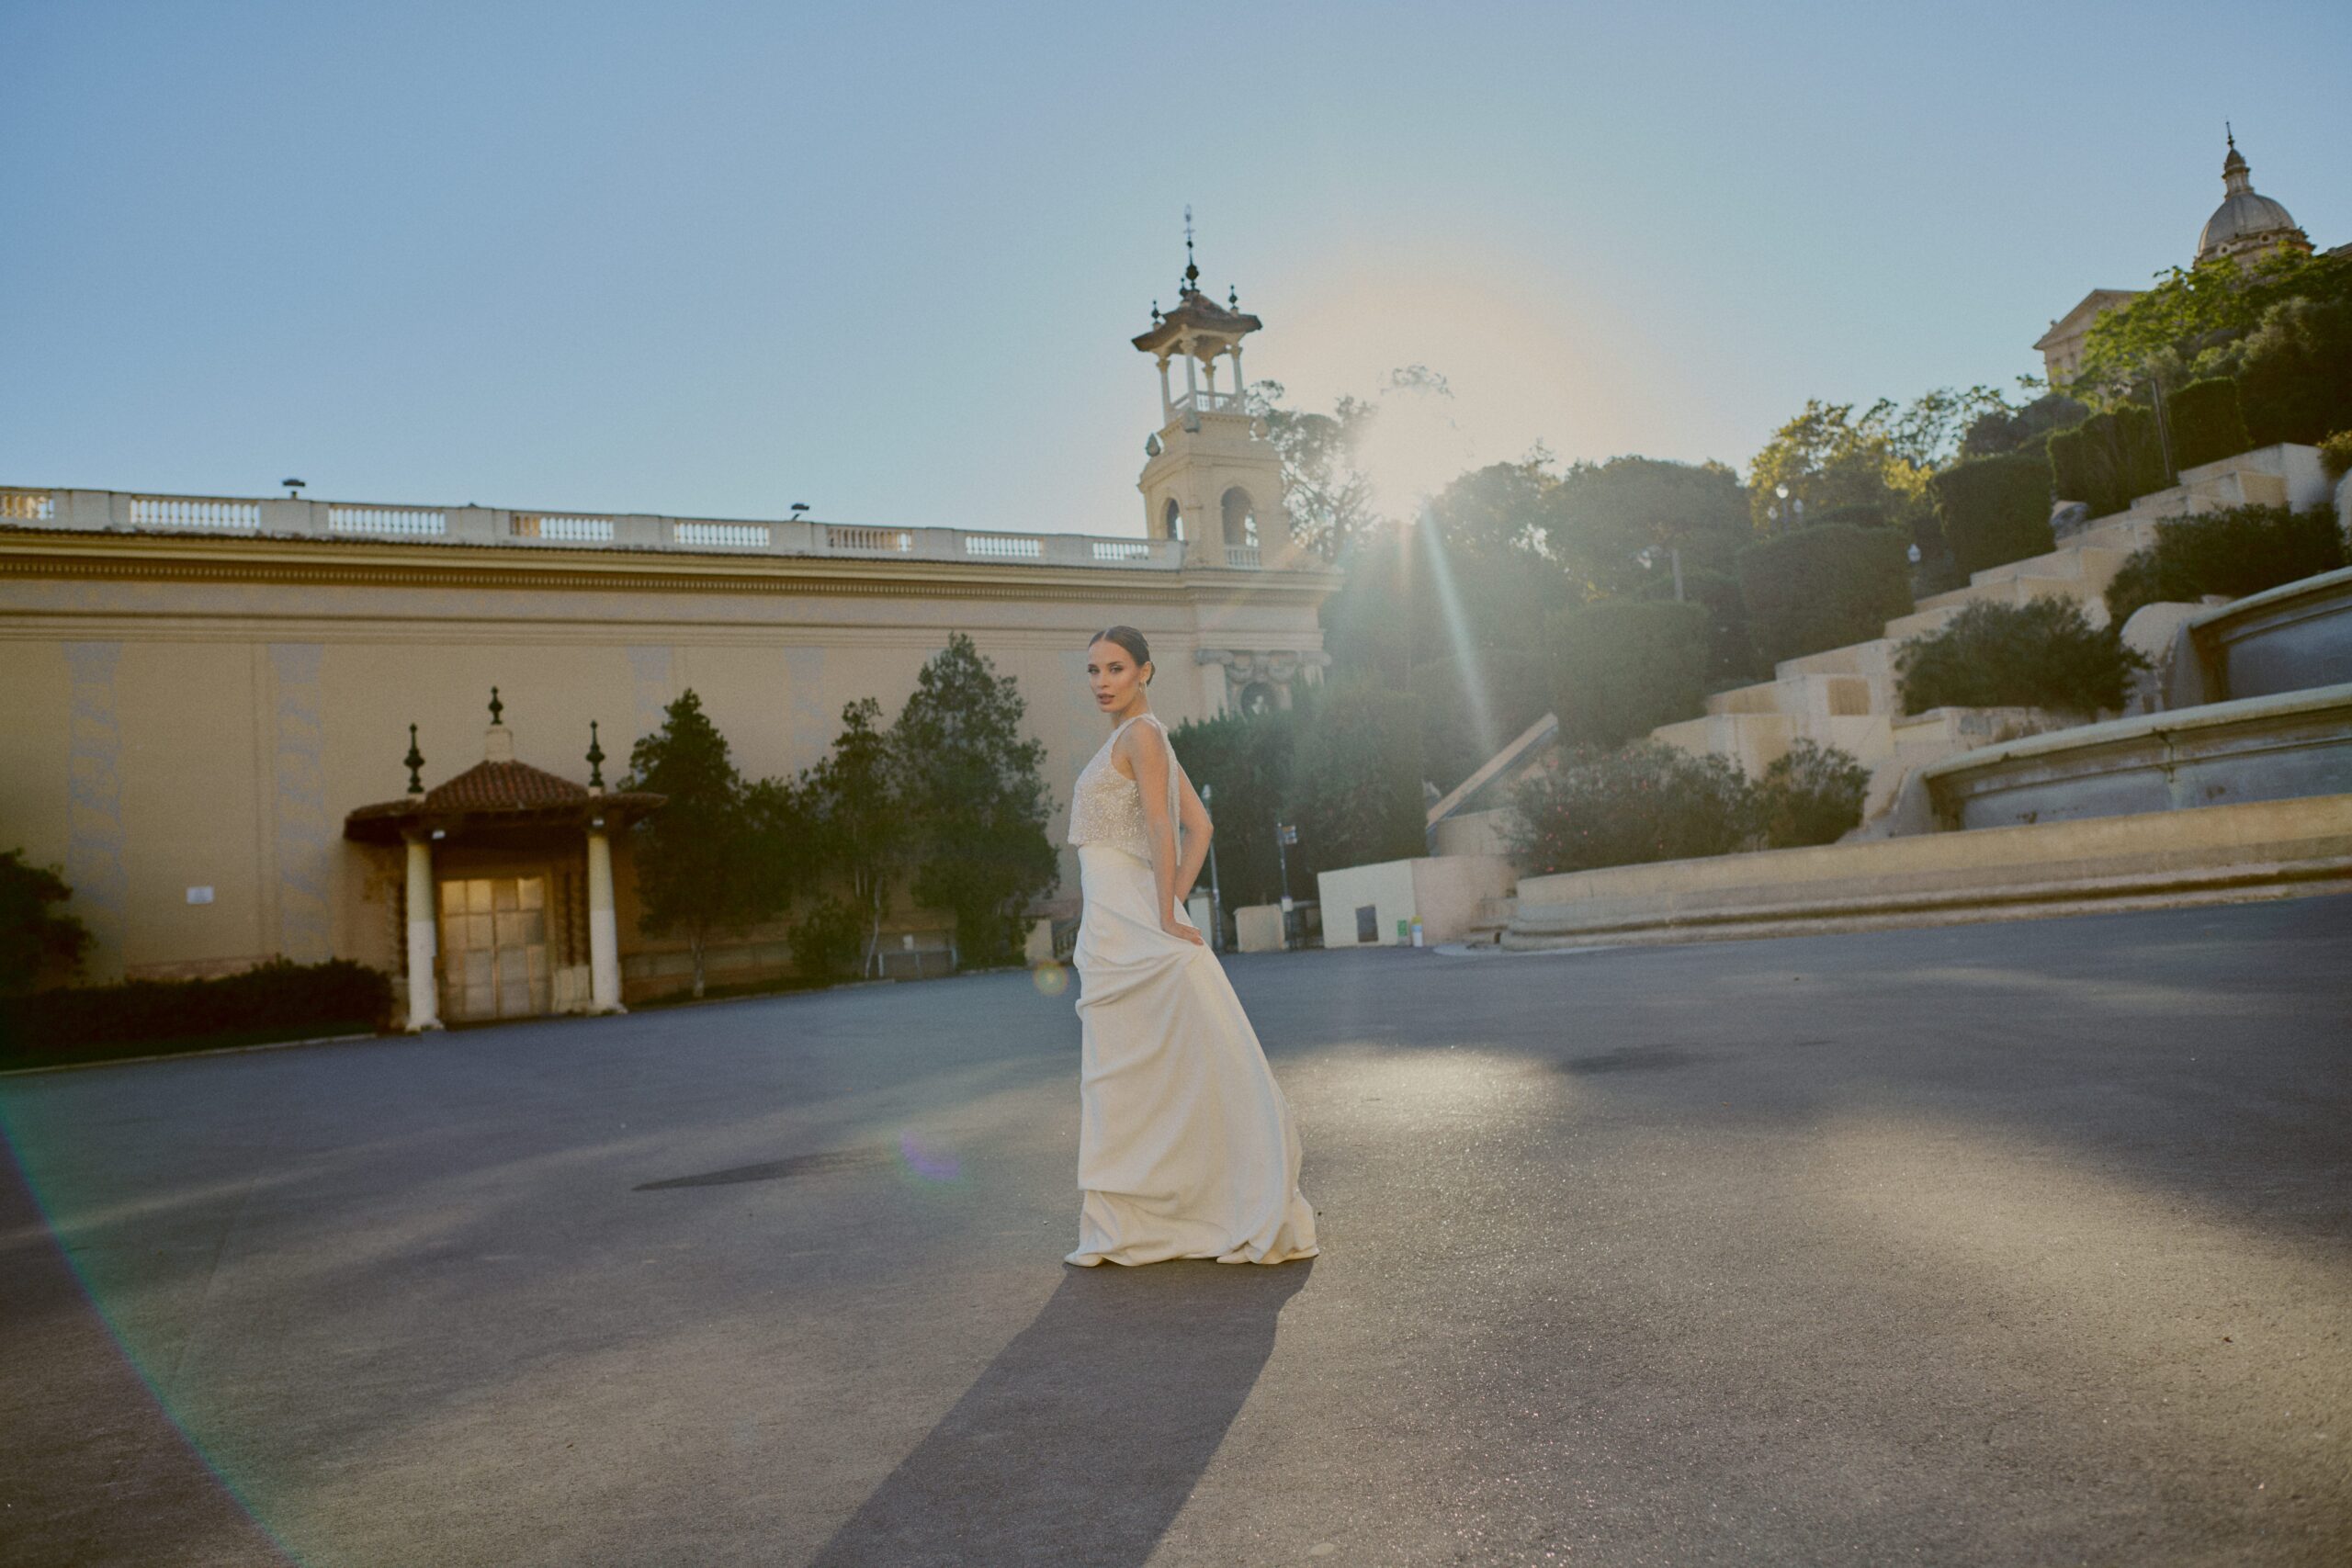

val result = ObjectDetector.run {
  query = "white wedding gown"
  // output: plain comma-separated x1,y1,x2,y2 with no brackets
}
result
1063,711,1318,1267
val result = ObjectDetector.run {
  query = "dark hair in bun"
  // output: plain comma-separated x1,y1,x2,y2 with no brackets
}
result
1090,625,1152,684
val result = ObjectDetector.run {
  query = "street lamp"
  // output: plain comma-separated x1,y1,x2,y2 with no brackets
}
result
1638,544,1686,601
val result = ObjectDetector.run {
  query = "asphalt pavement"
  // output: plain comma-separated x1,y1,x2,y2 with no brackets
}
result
4,895,2348,1566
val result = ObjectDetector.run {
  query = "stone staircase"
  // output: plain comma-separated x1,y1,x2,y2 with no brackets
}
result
1648,444,2332,831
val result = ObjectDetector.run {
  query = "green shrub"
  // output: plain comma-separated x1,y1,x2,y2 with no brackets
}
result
1810,502,1890,530
1413,647,1555,795
1895,598,2148,716
1736,525,1914,667
2165,378,2251,471
1929,452,2055,577
2101,502,2348,626
788,894,867,983
2236,297,2352,448
2049,404,2171,517
0,850,91,994
1288,682,1429,880
1648,567,1765,683
2321,429,2352,482
1755,740,1871,849
0,956,393,1066
1548,598,1712,748
2075,402,2170,517
2045,424,2091,508
1500,741,1756,875
1960,393,2088,460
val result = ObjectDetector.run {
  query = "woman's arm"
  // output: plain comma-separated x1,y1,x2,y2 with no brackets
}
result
1125,723,1210,939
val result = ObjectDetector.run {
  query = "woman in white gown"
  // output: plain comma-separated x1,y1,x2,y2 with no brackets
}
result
1063,626,1318,1267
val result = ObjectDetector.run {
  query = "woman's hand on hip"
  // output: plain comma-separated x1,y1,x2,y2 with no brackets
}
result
1160,915,1205,946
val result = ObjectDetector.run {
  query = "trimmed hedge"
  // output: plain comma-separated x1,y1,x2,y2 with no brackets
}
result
2102,502,2348,626
1288,682,1429,880
1736,525,1914,667
2238,298,2352,448
1500,741,1756,875
1548,598,1713,748
1929,452,2054,577
1755,739,1871,849
2165,378,2250,472
0,957,392,1067
2322,429,2352,483
2046,402,2168,518
1895,598,2147,716
787,894,867,983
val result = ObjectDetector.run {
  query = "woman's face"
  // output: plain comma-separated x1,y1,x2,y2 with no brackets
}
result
1087,639,1148,714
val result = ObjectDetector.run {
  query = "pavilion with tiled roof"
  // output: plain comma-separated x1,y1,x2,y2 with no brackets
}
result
345,690,662,1030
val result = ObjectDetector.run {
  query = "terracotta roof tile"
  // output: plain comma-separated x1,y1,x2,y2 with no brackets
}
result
424,759,589,810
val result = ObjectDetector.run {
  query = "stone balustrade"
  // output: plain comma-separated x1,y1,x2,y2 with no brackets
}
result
0,486,1250,571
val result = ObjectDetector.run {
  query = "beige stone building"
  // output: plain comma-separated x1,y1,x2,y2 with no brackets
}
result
0,275,1338,1015
2034,130,2318,388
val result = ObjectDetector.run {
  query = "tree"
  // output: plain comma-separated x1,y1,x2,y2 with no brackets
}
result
1548,599,1712,749
1168,705,1304,909
1746,399,1928,535
1285,682,1428,880
0,850,91,994
892,633,1059,969
623,690,794,998
1745,389,2011,551
793,696,912,979
2070,250,2352,403
1549,455,1751,599
1958,391,2089,460
1248,379,1378,561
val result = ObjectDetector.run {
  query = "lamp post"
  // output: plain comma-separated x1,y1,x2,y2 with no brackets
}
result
1639,544,1686,601
1767,482,1804,531
1272,811,1297,950
1202,782,1225,952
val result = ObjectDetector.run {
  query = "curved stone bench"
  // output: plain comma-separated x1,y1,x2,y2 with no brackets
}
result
1920,683,2352,831
2191,564,2352,701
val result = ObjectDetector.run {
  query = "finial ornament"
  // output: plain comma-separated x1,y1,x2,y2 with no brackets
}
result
1182,204,1199,295
404,723,425,795
586,720,605,788
488,686,503,726
1151,299,1161,322
1227,285,1238,309
2226,119,2234,149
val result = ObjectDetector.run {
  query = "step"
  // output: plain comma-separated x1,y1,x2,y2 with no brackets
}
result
2186,469,2289,510
1776,638,1893,681
1883,604,1966,641
1704,680,1783,717
1966,537,2130,595
2075,515,2159,554
1973,547,2088,588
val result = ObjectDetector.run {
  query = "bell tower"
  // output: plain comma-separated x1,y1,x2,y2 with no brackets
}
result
1132,213,1294,571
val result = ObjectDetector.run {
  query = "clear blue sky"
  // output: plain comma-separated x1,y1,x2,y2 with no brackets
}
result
4,1,2344,536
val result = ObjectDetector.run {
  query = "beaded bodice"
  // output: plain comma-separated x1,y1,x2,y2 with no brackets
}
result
1068,713,1182,862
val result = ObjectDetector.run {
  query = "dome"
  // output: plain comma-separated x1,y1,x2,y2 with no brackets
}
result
2196,133,2310,263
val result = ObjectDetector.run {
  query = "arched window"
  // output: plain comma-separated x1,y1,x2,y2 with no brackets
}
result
1162,498,1184,542
1221,487,1259,548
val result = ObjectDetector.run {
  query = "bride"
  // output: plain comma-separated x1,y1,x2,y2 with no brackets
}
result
1062,625,1318,1267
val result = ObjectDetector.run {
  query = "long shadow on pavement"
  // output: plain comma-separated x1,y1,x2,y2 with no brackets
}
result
808,1258,1311,1568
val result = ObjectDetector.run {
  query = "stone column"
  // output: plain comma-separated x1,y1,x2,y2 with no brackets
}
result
403,833,443,1032
586,822,625,1014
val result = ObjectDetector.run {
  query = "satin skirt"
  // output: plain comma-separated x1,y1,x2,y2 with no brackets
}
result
1066,842,1319,1267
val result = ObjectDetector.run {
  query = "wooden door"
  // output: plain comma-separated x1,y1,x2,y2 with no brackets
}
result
437,875,551,1021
